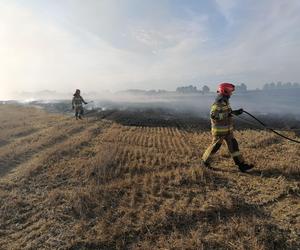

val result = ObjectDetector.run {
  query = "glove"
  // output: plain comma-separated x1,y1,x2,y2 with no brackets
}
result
231,108,243,116
72,106,75,110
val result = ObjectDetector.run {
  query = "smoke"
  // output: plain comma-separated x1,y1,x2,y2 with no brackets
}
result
88,90,300,117
5,88,300,119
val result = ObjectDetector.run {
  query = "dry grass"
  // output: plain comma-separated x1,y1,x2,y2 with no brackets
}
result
0,104,299,250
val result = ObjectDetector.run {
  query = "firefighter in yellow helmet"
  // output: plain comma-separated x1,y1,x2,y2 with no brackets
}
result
202,83,254,172
72,89,88,120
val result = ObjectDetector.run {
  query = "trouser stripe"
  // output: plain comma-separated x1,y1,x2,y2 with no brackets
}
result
231,151,241,157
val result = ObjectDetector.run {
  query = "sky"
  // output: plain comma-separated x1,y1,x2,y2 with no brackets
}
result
0,0,300,99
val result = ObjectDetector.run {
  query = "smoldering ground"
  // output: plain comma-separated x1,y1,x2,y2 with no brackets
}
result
6,89,300,133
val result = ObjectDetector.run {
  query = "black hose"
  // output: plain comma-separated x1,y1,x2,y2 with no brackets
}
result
234,115,265,129
240,110,300,144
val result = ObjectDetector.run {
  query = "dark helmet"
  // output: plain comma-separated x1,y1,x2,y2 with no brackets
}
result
217,83,235,96
74,89,80,95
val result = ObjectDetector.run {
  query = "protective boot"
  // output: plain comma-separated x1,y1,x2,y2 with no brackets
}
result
201,160,211,168
238,163,254,173
233,156,253,172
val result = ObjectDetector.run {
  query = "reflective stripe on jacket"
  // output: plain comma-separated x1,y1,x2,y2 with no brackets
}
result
210,96,233,136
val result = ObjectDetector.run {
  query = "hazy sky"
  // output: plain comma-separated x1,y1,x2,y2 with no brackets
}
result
1,0,300,98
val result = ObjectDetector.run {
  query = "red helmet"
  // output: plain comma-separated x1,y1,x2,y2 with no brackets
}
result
217,83,235,96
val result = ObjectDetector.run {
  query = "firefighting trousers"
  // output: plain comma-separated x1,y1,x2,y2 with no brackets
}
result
75,105,84,117
202,133,245,165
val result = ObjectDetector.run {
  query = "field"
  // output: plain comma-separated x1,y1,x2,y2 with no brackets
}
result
0,104,299,249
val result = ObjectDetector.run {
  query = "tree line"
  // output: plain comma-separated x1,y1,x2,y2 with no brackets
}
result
263,82,300,90
175,81,300,94
176,83,247,94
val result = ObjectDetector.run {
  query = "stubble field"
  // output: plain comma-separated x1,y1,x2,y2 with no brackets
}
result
0,104,299,249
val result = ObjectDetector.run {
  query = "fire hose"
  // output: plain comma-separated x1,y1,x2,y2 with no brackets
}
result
234,110,300,144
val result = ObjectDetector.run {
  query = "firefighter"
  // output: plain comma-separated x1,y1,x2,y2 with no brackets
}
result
202,83,254,172
72,89,88,120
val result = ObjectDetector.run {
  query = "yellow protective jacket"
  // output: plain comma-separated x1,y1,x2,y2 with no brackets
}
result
210,96,233,136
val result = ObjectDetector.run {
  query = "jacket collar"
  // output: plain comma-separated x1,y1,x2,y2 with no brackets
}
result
215,95,229,103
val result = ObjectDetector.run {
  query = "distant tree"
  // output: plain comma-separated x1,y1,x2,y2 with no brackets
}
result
263,83,270,90
276,81,282,88
176,87,182,92
240,83,247,92
235,83,247,92
262,81,300,90
202,85,210,94
147,90,157,95
270,82,276,89
176,85,198,93
285,82,292,88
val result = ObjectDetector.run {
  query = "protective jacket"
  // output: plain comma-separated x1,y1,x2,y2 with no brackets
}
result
72,95,86,108
210,95,233,136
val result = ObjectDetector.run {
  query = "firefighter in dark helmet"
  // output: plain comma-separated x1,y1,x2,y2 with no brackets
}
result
72,89,87,120
202,83,254,172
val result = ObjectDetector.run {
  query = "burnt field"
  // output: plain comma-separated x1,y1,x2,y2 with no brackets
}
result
19,98,300,133
91,107,300,134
